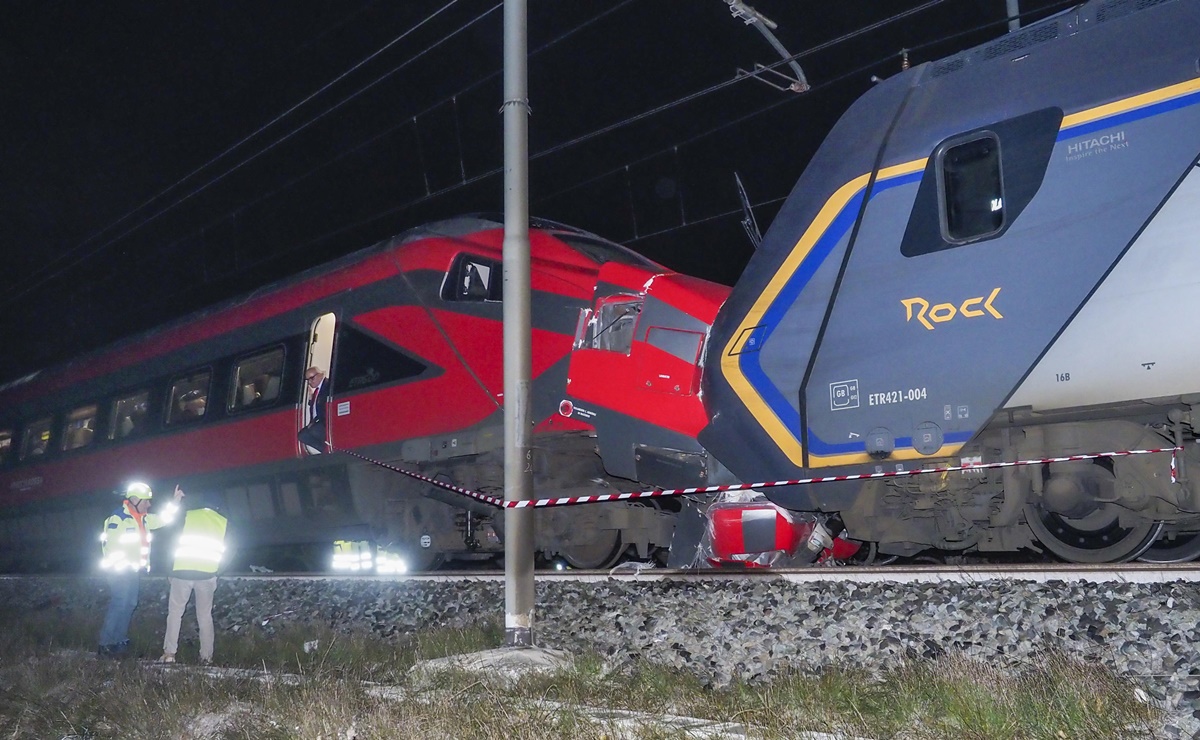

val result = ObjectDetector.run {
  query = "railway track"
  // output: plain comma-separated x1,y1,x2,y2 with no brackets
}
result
7,561,1188,584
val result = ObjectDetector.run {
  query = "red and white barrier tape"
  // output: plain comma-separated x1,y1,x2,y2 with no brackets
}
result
335,446,1182,509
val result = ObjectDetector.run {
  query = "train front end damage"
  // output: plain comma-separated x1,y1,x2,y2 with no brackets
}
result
561,259,859,567
560,260,729,565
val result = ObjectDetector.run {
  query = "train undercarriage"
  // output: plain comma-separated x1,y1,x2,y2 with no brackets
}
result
836,404,1200,565
345,430,675,571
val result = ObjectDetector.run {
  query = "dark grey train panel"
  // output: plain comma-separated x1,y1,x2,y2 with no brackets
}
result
701,0,1200,513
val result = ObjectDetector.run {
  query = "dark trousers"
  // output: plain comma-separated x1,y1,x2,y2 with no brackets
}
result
99,571,140,647
298,420,326,451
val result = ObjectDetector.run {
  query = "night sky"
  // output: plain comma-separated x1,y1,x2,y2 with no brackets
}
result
0,0,1066,382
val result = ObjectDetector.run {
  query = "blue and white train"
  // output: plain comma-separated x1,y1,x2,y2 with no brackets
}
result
692,0,1200,564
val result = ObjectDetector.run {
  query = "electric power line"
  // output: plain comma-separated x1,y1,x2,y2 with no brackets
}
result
163,0,969,285
4,0,471,307
12,0,1055,315
182,0,1075,286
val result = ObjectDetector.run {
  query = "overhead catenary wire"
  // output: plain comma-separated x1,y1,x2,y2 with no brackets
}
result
2,0,949,298
177,16,998,284
530,0,1074,164
0,0,481,310
2,0,650,313
7,0,1066,319
108,0,643,291
13,0,464,292
546,0,1081,248
164,0,991,288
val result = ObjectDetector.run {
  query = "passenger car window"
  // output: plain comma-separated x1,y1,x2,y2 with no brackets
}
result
940,134,1004,242
167,370,212,424
228,347,285,412
110,390,151,439
332,325,427,393
62,404,98,451
20,417,52,460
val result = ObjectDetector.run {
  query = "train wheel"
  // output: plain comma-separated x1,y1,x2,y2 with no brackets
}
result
1138,532,1200,563
558,530,624,570
1024,503,1162,563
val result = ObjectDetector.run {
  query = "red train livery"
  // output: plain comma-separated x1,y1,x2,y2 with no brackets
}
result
0,216,732,572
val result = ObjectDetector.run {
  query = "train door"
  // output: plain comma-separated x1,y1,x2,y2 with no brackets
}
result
298,312,337,455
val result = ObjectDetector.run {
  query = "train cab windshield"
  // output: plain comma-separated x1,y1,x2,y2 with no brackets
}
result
576,295,643,355
444,254,503,302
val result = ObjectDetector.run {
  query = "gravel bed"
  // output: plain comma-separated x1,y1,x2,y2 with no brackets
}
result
5,574,1200,737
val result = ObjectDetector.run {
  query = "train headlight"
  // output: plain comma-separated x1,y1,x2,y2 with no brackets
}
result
376,552,408,574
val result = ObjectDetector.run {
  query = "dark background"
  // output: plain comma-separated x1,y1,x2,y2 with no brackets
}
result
0,0,1067,382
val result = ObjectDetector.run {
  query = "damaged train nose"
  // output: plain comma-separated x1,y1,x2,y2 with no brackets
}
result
564,260,730,490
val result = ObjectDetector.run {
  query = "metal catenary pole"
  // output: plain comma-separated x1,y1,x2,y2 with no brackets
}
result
501,0,535,648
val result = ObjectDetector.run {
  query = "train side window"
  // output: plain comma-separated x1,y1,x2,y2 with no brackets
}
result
443,254,503,302
61,404,98,451
20,417,52,460
939,134,1004,243
167,370,212,425
110,390,151,440
228,346,285,413
0,429,11,465
333,325,427,393
902,107,1061,257
581,296,642,354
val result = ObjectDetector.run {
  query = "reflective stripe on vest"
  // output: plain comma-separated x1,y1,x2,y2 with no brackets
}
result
171,509,228,574
332,540,373,571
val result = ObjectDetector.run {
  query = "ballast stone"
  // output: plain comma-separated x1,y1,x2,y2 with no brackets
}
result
3,575,1200,737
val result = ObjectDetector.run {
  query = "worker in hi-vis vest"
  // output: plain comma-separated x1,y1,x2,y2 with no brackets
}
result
98,482,183,658
159,504,228,665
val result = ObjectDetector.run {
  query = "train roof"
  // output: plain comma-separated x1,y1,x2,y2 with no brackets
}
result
0,215,657,398
919,0,1173,83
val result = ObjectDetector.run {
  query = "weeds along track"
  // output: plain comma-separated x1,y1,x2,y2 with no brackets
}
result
3,562,1200,734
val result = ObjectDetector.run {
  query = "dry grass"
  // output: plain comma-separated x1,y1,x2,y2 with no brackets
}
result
0,607,1165,739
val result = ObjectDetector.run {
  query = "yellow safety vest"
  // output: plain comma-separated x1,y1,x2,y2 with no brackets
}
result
172,508,229,575
332,540,373,572
99,500,179,572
